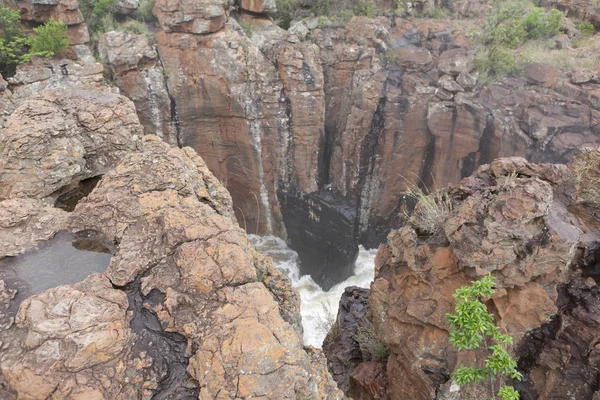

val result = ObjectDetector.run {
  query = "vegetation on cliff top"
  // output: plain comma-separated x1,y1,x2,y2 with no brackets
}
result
447,275,522,400
0,8,69,77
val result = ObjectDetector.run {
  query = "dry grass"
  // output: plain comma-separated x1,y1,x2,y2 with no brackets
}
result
572,150,600,208
404,185,453,235
518,36,600,72
354,323,389,361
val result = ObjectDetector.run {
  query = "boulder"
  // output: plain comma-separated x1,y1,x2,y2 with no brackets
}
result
323,287,371,391
523,63,560,88
438,48,474,76
438,75,464,93
370,156,600,399
349,361,390,400
0,89,142,200
570,67,598,84
115,0,139,14
154,0,230,34
1,59,109,127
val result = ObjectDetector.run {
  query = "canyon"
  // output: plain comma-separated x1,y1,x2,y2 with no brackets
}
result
98,0,600,289
0,0,600,398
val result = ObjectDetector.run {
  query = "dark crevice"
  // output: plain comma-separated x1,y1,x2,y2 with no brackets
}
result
53,176,102,212
115,274,199,400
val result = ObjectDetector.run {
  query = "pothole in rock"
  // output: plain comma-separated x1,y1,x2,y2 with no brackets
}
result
0,230,113,315
54,176,102,212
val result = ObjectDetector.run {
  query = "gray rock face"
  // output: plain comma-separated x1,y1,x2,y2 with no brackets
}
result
97,31,177,144
115,0,139,14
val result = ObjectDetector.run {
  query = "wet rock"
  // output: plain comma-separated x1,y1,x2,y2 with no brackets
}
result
323,286,371,391
0,89,142,201
278,189,358,290
98,31,177,144
155,24,287,236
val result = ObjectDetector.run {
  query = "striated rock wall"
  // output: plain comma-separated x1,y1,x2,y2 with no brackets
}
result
97,5,598,287
369,156,600,399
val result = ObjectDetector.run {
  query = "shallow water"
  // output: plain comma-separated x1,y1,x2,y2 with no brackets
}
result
0,231,112,296
249,235,376,348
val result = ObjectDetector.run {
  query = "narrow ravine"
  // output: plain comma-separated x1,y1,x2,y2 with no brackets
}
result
249,234,376,347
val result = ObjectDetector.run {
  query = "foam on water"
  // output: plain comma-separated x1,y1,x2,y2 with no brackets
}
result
249,234,376,348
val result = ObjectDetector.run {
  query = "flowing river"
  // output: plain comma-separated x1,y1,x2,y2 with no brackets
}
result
249,235,377,348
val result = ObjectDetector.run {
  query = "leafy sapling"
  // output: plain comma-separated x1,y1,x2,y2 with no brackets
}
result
446,274,522,400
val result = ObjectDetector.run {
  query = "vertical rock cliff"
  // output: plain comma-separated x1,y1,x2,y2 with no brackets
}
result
95,3,599,287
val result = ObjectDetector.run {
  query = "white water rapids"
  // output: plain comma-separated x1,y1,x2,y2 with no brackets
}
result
249,235,377,348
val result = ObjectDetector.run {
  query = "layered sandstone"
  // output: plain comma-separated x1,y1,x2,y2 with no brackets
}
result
128,8,600,288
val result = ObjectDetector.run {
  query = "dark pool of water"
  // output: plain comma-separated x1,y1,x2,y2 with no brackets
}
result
0,231,113,297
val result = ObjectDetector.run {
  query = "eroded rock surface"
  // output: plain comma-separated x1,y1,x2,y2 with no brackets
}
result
0,135,344,399
0,89,141,201
370,156,600,399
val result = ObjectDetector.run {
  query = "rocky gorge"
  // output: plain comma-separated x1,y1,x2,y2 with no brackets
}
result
0,0,600,398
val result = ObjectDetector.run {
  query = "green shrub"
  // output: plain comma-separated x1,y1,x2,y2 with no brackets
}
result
239,19,254,38
522,7,562,40
27,19,69,58
580,21,595,37
132,0,157,22
274,0,297,29
0,7,27,76
446,275,522,399
79,0,117,37
314,0,331,16
475,45,518,77
483,0,527,48
354,0,375,17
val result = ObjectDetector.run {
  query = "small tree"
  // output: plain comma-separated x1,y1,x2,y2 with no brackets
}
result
0,7,28,76
27,19,69,58
446,275,522,400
